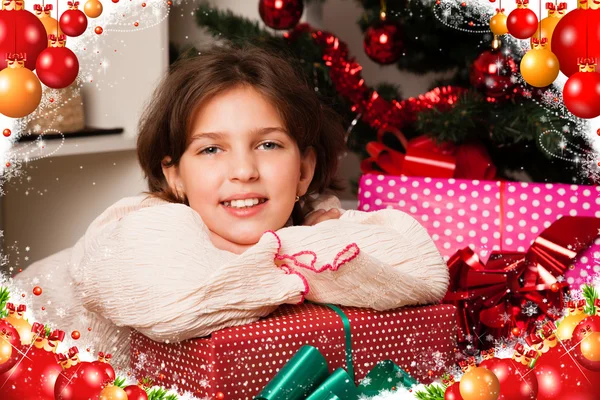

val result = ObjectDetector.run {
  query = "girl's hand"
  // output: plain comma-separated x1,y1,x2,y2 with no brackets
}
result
303,208,341,226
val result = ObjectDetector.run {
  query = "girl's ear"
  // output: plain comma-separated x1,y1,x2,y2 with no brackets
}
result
297,147,317,197
162,156,183,196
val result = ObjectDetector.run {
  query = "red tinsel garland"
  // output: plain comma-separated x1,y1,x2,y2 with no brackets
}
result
285,23,466,131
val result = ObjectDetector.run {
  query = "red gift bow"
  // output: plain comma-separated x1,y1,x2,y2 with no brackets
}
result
514,343,526,357
540,321,556,338
68,346,79,358
557,2,567,11
443,216,600,348
525,332,543,347
56,353,68,362
481,349,495,359
5,303,15,312
360,127,496,180
31,322,46,337
517,0,529,5
496,7,505,12
578,57,597,66
532,37,548,46
567,299,586,313
48,329,65,342
595,299,600,308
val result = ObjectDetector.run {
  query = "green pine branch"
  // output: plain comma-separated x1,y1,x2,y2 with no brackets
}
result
0,287,10,318
147,387,178,400
583,284,599,316
414,383,447,400
113,376,127,389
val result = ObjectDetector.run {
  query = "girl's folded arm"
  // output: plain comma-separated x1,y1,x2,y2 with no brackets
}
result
276,208,449,311
74,204,306,342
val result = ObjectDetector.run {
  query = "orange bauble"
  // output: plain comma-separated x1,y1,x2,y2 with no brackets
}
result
530,17,561,50
459,366,501,400
84,0,103,18
556,313,588,340
99,384,128,400
490,11,509,35
0,63,42,118
3,316,33,345
520,46,560,87
581,332,600,362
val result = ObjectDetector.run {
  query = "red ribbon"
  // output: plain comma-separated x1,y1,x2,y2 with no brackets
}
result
443,216,600,348
557,2,567,10
541,321,556,338
525,332,543,346
68,346,79,358
514,343,526,357
578,57,597,66
56,353,68,362
496,7,505,12
5,303,15,312
546,2,555,9
595,299,600,308
48,329,65,342
360,128,496,180
31,322,46,337
517,0,529,5
532,38,548,46
6,53,26,62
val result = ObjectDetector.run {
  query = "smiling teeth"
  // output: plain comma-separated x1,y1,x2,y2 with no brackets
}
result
223,198,266,208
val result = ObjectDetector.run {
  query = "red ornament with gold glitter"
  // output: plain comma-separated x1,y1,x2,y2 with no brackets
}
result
363,2,403,65
2,303,33,345
55,348,115,400
563,58,600,119
36,34,79,89
34,4,64,38
60,1,88,37
507,0,538,39
0,0,48,72
0,320,20,374
259,0,304,30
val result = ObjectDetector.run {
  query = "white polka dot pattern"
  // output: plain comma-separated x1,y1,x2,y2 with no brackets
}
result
357,174,599,282
130,303,457,399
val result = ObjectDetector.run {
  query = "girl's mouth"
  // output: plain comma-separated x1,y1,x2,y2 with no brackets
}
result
221,198,268,209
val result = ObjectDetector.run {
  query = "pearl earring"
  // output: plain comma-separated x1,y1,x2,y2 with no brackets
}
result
295,195,300,202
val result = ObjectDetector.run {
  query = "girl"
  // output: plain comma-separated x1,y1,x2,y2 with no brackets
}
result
15,44,449,368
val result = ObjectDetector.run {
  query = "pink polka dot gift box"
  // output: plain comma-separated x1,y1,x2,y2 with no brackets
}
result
130,302,457,399
357,173,600,285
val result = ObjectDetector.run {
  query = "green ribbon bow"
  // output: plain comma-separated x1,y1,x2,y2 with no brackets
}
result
254,303,418,400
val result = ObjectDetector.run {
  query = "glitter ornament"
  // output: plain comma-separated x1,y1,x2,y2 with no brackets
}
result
0,0,48,72
563,58,600,119
36,34,79,89
520,38,560,87
470,49,517,102
83,0,103,18
2,128,10,137
363,1,403,65
60,1,88,37
489,8,508,35
34,4,64,38
259,0,304,30
507,0,538,39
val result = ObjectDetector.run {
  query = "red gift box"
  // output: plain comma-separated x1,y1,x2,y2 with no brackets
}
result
130,303,457,399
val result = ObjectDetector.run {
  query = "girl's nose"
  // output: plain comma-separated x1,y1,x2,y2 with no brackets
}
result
229,152,259,182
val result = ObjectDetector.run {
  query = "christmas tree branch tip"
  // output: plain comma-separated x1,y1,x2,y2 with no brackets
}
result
414,383,446,400
583,284,599,315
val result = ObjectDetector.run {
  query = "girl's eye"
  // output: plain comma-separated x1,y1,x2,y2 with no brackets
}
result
258,141,281,150
199,146,222,155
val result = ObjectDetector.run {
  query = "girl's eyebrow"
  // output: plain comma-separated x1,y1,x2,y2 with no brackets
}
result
190,127,287,142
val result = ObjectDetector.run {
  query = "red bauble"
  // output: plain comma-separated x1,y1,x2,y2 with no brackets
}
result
534,343,600,400
363,19,404,65
552,10,600,77
479,357,538,400
91,360,116,381
0,319,21,374
54,361,113,400
444,383,464,400
60,9,88,37
36,46,79,89
0,345,62,400
507,8,538,39
562,70,600,119
124,385,148,400
572,315,600,371
0,9,47,71
470,49,518,101
258,0,303,30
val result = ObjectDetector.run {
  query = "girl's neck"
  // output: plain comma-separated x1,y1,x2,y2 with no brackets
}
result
208,231,254,255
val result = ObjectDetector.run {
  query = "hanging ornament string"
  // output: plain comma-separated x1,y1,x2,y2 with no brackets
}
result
380,0,386,19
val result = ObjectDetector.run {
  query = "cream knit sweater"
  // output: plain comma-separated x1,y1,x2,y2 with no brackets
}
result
14,193,449,368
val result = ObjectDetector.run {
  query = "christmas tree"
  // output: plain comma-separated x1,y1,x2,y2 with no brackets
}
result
170,0,596,187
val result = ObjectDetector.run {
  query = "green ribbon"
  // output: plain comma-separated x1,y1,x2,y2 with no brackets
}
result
254,302,418,400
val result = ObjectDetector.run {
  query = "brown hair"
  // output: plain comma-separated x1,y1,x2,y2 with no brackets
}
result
137,42,346,225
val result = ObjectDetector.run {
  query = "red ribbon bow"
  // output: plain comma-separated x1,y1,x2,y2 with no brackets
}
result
443,216,600,349
6,53,26,62
5,303,15,312
514,343,526,357
546,2,555,9
581,325,593,336
526,332,543,346
31,322,46,337
67,1,79,5
0,328,11,338
517,0,529,5
56,353,68,362
541,321,556,338
594,299,600,308
496,7,505,12
48,329,65,342
68,346,79,358
17,304,26,313
532,37,548,46
578,57,597,66
557,2,567,10
361,127,496,180
442,375,455,385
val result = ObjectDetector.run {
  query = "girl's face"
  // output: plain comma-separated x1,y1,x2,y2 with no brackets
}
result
162,85,316,254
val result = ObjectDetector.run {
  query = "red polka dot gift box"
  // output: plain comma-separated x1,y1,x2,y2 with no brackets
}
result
130,302,457,399
357,173,600,287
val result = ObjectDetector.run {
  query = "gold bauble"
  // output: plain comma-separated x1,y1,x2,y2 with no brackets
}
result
490,13,508,36
520,48,560,87
39,16,64,38
0,337,12,365
459,366,501,400
0,66,42,119
3,316,33,345
530,17,561,50
99,385,128,400
581,332,600,362
84,0,103,18
556,313,589,341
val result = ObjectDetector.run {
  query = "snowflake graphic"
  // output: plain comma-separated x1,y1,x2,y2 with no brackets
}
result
360,377,372,386
55,307,66,318
198,378,210,388
522,301,539,317
485,334,495,342
500,312,512,323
